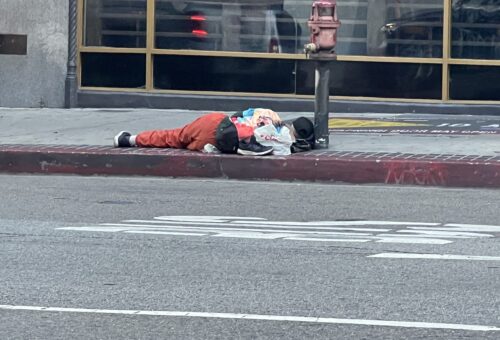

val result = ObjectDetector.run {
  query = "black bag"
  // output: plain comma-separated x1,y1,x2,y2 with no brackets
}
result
291,139,313,153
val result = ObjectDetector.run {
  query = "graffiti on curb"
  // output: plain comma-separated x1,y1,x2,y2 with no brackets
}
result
385,163,447,186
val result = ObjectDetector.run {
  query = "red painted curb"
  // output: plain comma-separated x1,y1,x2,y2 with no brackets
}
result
0,145,499,188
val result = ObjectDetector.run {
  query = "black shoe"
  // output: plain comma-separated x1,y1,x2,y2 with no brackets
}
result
113,131,132,147
237,136,273,156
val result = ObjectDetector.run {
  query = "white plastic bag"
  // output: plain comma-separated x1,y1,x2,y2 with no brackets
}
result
254,124,293,155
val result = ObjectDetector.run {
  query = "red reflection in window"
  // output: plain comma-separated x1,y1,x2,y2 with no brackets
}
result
192,29,208,37
190,15,206,21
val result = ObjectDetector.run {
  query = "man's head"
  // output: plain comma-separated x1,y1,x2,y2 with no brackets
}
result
291,117,314,140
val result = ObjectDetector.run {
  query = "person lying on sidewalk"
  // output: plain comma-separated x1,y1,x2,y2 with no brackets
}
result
113,112,274,156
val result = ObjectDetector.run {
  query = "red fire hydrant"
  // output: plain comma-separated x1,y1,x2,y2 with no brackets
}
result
304,0,341,58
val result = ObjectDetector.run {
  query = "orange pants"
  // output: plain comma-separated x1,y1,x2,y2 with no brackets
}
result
136,113,225,151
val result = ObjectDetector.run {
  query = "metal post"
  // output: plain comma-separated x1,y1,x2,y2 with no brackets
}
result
305,0,339,149
65,0,78,108
314,60,330,149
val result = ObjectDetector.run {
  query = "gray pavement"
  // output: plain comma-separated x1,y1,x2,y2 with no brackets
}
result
0,107,499,156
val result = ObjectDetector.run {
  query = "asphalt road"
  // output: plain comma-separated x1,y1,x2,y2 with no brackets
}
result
1,174,499,339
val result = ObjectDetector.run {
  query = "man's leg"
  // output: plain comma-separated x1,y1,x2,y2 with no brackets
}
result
135,127,186,148
134,113,225,150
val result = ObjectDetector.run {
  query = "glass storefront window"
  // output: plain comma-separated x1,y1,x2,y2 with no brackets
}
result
450,65,500,100
339,0,443,57
151,55,441,99
154,55,295,93
154,0,443,57
451,0,500,59
84,0,147,48
81,53,146,87
297,60,442,98
77,0,500,102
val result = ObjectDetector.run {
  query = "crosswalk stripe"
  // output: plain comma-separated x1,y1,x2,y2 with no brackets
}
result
396,230,493,237
375,238,452,244
285,237,370,243
369,253,500,261
375,233,474,239
124,231,206,236
213,232,297,239
417,225,500,232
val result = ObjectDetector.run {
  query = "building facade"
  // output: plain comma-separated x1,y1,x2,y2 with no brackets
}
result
0,0,68,107
1,0,499,112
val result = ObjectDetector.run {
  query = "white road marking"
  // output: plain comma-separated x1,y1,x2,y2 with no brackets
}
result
413,225,500,233
0,305,498,332
99,224,375,237
124,220,393,232
56,216,500,246
285,237,370,243
213,232,298,239
369,253,500,261
58,225,448,244
378,233,473,239
124,231,206,236
227,220,440,227
155,216,267,222
375,238,452,244
396,230,493,238
154,217,440,227
446,223,500,232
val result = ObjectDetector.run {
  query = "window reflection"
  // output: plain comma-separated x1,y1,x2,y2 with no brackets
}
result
81,0,499,60
363,0,443,57
84,0,147,48
155,1,301,53
452,0,500,59
81,0,446,57
154,0,443,57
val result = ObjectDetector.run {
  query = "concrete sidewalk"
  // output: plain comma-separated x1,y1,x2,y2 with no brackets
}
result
0,108,499,188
